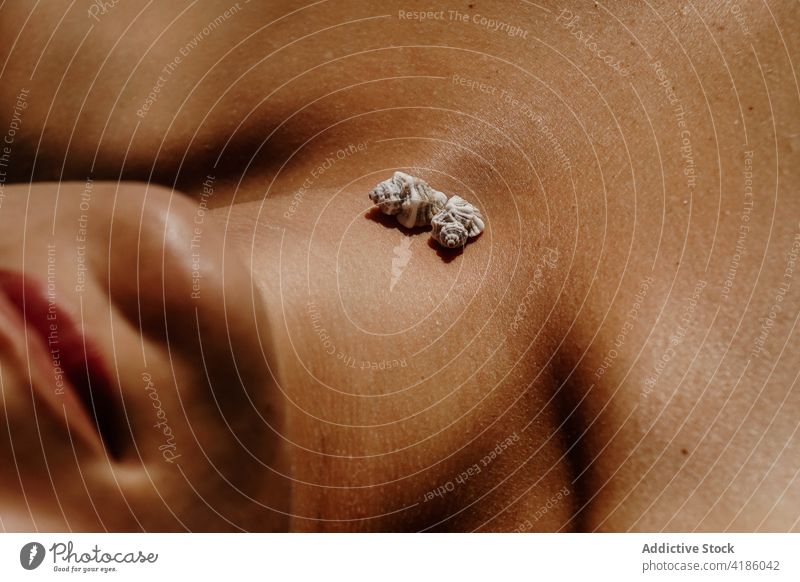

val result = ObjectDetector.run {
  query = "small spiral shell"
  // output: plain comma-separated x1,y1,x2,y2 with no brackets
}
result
431,195,485,248
369,171,448,228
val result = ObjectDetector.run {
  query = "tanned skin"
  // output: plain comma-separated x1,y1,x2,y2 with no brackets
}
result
0,1,798,531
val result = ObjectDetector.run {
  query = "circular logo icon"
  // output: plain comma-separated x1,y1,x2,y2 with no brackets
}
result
19,542,46,570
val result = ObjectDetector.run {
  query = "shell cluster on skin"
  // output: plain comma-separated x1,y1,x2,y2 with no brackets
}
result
369,171,448,228
430,195,485,248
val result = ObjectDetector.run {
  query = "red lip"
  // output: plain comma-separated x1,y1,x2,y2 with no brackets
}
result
0,270,121,458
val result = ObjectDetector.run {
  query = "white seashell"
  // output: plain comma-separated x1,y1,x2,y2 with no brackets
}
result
430,195,485,248
369,171,448,228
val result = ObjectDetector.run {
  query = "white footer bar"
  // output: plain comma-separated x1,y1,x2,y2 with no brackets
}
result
1,533,797,581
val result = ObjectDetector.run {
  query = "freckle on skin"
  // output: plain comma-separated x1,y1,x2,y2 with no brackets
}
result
681,448,688,456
